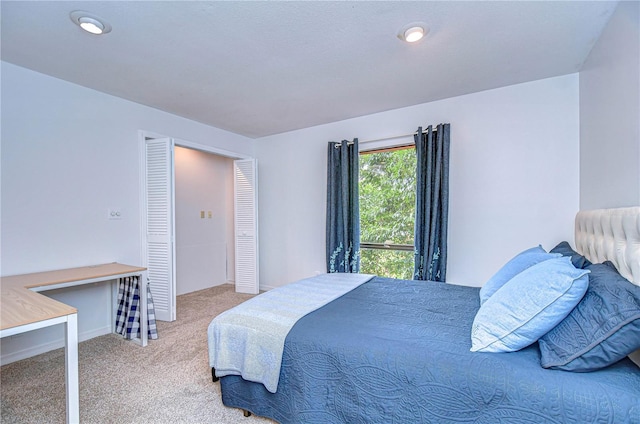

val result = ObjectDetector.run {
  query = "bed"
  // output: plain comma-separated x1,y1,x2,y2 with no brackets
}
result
208,207,640,423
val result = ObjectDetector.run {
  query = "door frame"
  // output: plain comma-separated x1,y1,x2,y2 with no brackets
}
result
138,130,253,320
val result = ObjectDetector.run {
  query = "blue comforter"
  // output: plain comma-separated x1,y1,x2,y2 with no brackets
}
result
219,277,640,423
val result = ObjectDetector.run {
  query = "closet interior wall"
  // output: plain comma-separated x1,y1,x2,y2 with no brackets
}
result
174,146,235,295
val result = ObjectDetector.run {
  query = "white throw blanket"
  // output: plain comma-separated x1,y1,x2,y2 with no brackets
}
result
208,273,374,393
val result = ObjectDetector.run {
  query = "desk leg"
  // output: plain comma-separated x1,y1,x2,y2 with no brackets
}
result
140,271,148,347
65,313,79,424
111,280,118,334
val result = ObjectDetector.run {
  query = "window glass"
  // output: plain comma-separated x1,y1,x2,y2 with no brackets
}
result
359,146,416,279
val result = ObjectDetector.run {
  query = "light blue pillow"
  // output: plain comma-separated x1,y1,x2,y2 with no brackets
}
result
539,261,640,371
471,256,590,353
479,245,560,305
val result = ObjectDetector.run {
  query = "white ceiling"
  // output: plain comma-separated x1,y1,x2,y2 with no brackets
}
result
1,1,618,139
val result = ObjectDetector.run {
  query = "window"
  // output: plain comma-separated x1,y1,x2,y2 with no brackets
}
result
359,146,416,279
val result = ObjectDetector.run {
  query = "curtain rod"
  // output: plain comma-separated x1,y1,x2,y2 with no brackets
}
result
360,132,416,145
334,126,440,147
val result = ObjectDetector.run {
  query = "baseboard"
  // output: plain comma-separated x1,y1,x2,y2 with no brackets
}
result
259,284,276,292
226,279,273,292
0,325,112,366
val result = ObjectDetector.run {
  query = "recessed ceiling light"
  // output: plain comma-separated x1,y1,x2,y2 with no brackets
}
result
397,22,429,43
70,11,111,35
404,27,424,43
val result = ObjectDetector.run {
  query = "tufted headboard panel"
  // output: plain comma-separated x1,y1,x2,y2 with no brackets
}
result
575,207,640,286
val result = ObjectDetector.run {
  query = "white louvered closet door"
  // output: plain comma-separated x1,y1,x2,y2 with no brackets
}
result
234,159,259,294
145,138,176,321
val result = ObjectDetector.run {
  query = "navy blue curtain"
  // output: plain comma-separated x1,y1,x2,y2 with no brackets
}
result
414,124,450,281
326,138,360,273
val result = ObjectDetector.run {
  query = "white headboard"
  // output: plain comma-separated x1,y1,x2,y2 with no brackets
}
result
575,206,640,286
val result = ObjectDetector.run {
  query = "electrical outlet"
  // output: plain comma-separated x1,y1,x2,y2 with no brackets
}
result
208,211,212,219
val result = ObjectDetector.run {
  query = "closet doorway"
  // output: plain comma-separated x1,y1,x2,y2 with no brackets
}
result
174,146,233,296
140,133,258,322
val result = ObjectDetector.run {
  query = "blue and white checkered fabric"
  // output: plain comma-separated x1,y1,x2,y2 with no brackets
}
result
115,275,158,340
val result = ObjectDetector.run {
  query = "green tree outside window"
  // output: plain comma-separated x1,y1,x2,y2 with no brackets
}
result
359,147,416,280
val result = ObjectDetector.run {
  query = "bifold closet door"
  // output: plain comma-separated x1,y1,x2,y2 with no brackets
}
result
234,159,259,294
144,137,176,321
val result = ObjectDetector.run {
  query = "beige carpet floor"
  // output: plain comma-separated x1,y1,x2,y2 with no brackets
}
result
1,284,277,424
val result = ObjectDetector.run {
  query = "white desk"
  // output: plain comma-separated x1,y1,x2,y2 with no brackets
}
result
0,263,147,424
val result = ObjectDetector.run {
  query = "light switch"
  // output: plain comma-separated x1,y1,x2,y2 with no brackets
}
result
200,211,205,219
108,209,122,220
208,211,212,219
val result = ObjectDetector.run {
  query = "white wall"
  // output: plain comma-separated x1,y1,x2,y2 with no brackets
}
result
175,147,234,295
256,74,580,289
0,62,584,361
0,62,252,363
580,1,640,209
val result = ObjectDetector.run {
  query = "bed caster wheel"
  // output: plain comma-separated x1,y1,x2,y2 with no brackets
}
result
211,368,219,382
243,409,252,417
